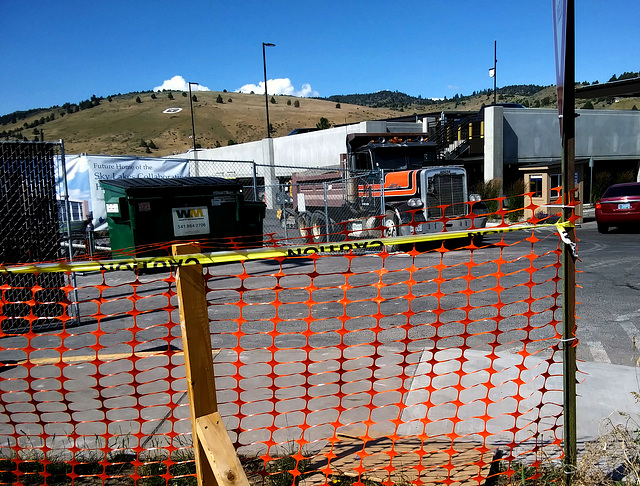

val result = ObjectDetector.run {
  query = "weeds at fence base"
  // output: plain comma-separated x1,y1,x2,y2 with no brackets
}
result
0,450,197,486
492,461,564,485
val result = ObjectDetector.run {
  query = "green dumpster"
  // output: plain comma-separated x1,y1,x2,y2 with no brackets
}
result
100,177,265,258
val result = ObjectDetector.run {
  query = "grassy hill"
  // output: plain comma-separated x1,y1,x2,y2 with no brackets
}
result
1,84,638,157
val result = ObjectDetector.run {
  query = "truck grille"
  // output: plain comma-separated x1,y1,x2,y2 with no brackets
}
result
426,173,466,218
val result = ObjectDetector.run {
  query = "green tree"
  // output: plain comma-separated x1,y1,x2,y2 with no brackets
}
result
216,94,224,103
316,117,331,130
632,105,638,111
151,93,157,99
182,92,188,97
294,100,300,108
582,101,594,109
270,96,276,104
107,96,113,102
215,140,222,148
335,103,341,109
227,139,237,146
135,96,142,103
287,100,292,106
192,95,198,102
168,92,174,100
140,139,147,147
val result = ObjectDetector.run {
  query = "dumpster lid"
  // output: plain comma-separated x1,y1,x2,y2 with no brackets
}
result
99,177,241,190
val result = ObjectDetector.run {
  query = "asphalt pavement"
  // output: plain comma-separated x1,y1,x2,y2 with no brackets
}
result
568,205,640,442
1,204,638,457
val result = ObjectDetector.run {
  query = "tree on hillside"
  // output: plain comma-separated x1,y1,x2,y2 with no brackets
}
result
582,101,594,109
192,95,198,102
316,117,331,130
135,96,142,103
294,100,300,108
287,100,291,106
151,93,157,99
216,94,224,103
168,92,174,100
182,92,188,97
270,96,276,104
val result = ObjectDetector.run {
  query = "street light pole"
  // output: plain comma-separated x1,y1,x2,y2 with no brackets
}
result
188,82,198,152
262,42,275,138
493,41,497,105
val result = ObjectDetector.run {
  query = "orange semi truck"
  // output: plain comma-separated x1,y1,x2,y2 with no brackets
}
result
290,133,487,244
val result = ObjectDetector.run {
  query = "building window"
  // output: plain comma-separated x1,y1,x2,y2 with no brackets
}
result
550,173,561,199
529,175,543,198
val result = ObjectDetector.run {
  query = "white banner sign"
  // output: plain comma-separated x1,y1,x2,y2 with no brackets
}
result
60,155,190,230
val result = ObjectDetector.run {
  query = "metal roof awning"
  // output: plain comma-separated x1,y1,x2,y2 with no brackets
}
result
518,158,590,171
575,77,640,99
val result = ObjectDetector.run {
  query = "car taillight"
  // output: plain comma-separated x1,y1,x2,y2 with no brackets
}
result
595,201,602,210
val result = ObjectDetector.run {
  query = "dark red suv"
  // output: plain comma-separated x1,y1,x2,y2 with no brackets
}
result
595,182,640,233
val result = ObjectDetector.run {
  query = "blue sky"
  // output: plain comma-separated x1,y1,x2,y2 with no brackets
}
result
1,0,638,116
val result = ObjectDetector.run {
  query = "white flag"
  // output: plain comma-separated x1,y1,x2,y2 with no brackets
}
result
489,68,495,78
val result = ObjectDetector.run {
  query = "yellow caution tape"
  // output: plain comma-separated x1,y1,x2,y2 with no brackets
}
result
0,222,570,274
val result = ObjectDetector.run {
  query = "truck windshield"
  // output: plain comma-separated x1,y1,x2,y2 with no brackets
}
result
371,146,434,170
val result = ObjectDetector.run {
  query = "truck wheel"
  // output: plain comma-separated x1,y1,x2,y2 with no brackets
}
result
384,210,400,252
296,212,312,240
311,212,328,243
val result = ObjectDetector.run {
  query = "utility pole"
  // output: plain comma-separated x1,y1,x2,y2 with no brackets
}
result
262,42,276,138
188,82,198,152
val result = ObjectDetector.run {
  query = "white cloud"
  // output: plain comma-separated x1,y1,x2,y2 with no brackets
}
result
236,78,319,97
154,75,210,92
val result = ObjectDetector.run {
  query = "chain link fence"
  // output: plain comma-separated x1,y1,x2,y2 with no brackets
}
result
190,158,487,247
0,141,78,334
0,151,485,266
190,159,390,246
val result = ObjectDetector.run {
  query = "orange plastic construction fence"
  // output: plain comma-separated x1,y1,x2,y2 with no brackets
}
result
0,196,576,486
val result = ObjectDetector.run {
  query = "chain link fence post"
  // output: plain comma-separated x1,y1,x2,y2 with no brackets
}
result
323,181,330,243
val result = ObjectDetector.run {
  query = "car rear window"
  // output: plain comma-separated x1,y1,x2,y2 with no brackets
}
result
603,184,640,197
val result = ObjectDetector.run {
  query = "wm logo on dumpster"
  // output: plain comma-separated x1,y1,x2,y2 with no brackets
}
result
175,208,204,219
172,206,210,237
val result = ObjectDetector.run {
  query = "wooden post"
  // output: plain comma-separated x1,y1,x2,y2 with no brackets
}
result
173,243,218,486
196,412,250,486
